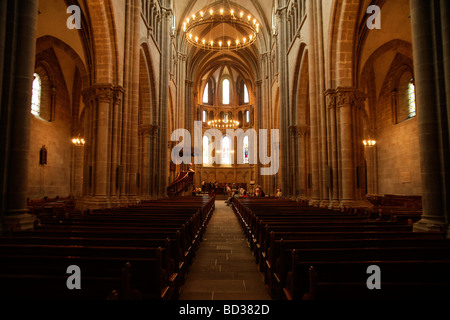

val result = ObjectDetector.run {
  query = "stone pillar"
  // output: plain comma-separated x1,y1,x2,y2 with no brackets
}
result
1,0,39,233
81,85,114,208
410,0,450,234
336,88,368,208
307,0,320,206
275,4,290,197
297,125,310,200
326,89,340,209
109,87,124,206
150,125,159,199
157,6,173,198
138,124,154,199
289,125,298,197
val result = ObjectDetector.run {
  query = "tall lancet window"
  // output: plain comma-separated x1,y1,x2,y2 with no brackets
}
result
222,79,230,105
31,73,41,116
408,80,416,119
203,135,209,164
397,72,417,123
222,136,231,164
243,84,249,103
243,135,249,164
203,83,209,104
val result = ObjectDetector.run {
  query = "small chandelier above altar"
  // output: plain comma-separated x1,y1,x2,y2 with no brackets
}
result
207,119,239,129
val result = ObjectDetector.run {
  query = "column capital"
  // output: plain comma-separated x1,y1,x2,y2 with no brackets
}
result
296,124,310,137
335,87,366,109
325,89,337,109
288,125,297,136
139,124,154,137
82,84,114,104
113,86,124,104
152,125,159,136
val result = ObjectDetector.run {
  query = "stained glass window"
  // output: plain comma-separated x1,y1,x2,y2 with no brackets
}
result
203,135,209,164
222,136,231,164
243,136,249,164
408,80,416,118
222,79,230,105
203,83,209,104
31,73,41,116
244,84,249,103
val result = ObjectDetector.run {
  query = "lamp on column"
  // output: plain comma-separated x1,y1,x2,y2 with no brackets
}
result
72,137,85,146
362,139,376,147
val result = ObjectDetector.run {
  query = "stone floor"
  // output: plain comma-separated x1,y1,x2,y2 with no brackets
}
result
178,200,272,300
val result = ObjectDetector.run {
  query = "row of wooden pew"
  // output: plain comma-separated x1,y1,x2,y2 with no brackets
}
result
231,197,450,300
0,195,215,300
364,194,423,223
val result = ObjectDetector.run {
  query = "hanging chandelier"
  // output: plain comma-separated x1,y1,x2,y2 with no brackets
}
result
183,1,260,52
208,119,239,129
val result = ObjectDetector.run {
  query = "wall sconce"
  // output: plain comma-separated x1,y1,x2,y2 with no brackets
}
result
72,137,85,146
363,139,376,147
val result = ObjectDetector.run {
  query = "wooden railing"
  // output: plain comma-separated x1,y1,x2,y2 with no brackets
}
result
167,170,195,197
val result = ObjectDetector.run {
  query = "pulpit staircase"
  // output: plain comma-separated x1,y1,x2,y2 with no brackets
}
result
167,170,195,197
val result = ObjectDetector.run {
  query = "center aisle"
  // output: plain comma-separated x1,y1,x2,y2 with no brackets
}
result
179,200,271,300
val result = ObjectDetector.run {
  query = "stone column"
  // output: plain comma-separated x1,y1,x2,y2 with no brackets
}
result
306,0,320,206
410,0,450,234
275,4,290,197
326,89,340,209
81,85,114,209
1,0,39,233
289,125,298,197
109,87,124,206
150,125,159,199
138,124,154,199
335,88,367,208
157,6,172,198
297,125,310,200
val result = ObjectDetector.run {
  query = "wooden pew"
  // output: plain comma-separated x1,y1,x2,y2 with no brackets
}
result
231,196,449,301
266,236,450,299
0,248,166,300
287,250,450,300
303,260,450,300
1,195,216,300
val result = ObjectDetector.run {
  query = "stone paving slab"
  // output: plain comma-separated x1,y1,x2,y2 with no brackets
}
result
179,201,271,300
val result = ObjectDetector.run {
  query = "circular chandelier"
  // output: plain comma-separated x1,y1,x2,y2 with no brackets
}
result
207,119,240,129
183,1,260,51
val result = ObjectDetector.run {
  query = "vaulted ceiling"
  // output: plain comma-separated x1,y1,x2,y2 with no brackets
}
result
175,1,273,88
